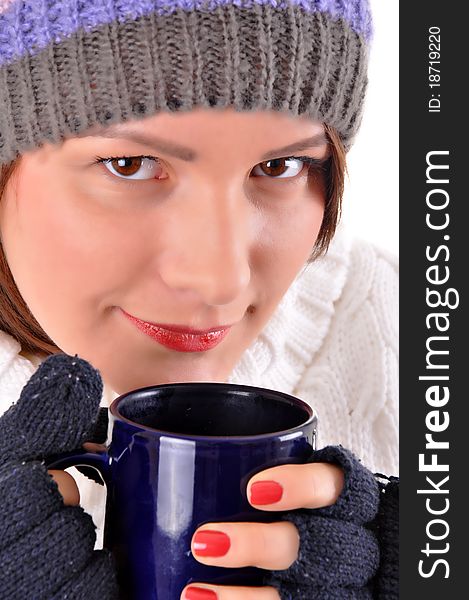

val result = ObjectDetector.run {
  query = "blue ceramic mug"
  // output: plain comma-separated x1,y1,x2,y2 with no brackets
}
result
48,382,317,599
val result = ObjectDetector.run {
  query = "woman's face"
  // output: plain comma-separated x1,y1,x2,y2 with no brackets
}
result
0,107,328,393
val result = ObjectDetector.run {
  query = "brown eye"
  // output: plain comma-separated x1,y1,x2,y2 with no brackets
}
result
109,157,143,177
97,155,165,181
253,157,306,179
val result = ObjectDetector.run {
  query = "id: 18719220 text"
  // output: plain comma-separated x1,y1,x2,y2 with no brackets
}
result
428,26,441,113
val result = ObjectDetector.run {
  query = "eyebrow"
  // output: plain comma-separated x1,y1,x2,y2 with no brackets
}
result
78,125,328,161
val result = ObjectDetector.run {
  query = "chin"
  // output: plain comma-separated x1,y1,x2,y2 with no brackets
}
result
107,362,229,396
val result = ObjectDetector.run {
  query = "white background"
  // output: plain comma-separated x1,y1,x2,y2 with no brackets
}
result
341,0,399,255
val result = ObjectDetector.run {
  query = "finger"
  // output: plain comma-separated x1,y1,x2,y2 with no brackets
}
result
181,583,280,600
82,442,107,453
247,463,344,511
191,522,299,570
266,516,379,588
0,353,103,463
48,470,80,506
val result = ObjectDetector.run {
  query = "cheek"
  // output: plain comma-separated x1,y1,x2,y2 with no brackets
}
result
262,194,324,273
250,192,324,316
1,164,147,331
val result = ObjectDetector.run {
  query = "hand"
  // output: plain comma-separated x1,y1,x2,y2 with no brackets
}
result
181,447,380,600
0,353,118,599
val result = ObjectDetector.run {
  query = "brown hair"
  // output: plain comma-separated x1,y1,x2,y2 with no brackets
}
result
310,123,347,260
0,160,59,356
0,123,347,357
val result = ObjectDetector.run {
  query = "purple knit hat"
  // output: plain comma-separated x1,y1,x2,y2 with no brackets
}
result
0,0,372,164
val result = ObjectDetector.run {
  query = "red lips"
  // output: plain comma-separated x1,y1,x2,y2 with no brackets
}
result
121,309,232,352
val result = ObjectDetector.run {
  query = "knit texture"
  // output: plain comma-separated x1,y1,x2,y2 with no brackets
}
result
304,445,381,523
262,446,400,599
372,475,399,599
0,353,118,599
0,0,372,164
0,353,102,463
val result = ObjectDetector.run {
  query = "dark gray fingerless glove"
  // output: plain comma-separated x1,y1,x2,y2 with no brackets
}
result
0,353,119,599
264,445,398,599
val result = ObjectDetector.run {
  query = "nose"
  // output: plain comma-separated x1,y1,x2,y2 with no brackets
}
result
157,187,252,306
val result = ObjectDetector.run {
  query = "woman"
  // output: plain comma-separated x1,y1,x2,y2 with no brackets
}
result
0,0,398,598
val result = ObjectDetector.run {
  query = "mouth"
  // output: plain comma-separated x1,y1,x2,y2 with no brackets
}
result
120,308,233,352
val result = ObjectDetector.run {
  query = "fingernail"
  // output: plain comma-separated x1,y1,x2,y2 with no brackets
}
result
185,587,218,600
193,530,231,557
250,480,283,505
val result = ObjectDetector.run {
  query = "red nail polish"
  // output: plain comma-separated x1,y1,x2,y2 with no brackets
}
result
250,480,283,505
185,587,218,600
193,530,231,557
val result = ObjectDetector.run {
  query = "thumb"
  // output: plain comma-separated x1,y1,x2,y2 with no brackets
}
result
0,353,103,464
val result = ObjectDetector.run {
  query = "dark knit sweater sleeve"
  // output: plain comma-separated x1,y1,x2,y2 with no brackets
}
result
263,446,399,599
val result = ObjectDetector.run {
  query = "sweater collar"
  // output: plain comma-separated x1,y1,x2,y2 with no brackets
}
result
0,332,39,413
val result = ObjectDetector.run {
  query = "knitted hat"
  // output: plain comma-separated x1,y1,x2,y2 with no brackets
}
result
0,0,372,165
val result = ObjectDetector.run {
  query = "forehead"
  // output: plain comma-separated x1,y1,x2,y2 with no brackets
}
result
71,108,327,161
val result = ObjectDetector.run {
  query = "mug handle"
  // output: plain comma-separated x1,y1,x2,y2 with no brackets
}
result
45,448,111,485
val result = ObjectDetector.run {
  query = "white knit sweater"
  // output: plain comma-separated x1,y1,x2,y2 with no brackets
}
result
0,226,399,542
